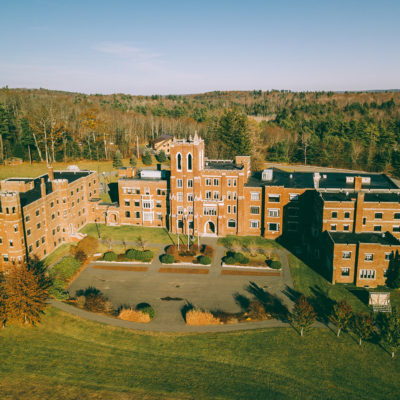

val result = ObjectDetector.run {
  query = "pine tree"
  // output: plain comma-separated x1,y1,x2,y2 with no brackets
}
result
1,264,50,326
218,109,252,158
129,154,137,167
381,307,400,358
329,300,353,337
290,296,316,336
113,150,123,169
142,151,152,166
352,312,375,346
155,150,167,163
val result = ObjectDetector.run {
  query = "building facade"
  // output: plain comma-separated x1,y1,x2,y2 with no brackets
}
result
2,135,400,288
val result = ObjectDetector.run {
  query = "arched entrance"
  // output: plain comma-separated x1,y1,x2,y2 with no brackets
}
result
204,220,216,235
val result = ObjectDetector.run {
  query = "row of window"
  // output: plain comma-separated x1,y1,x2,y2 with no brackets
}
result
340,268,381,279
122,187,167,196
331,211,400,220
331,224,400,232
342,251,392,261
125,211,162,221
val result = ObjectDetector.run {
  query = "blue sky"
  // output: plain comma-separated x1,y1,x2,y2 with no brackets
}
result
1,0,399,94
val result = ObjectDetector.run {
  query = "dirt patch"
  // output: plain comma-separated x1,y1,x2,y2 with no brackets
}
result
159,267,209,274
92,266,148,272
221,270,281,276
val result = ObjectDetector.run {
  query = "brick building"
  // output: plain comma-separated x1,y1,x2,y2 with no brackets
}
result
1,135,400,287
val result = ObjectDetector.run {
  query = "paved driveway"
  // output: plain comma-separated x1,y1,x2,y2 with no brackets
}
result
67,239,294,330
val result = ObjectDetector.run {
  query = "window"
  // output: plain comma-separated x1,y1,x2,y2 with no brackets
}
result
205,191,212,199
344,212,350,219
268,222,279,231
177,179,183,188
135,211,140,218
4,254,9,261
125,211,130,218
37,223,41,229
203,207,217,216
188,206,193,215
35,210,40,217
233,192,237,200
135,201,140,207
250,206,260,215
51,213,55,220
41,236,45,244
268,209,279,217
213,178,219,186
341,267,350,276
395,213,400,219
360,269,375,279
187,153,193,171
36,240,39,248
362,217,366,225
143,212,154,222
331,211,337,219
342,251,351,259
51,201,54,208
330,224,337,231
63,197,66,204
227,179,231,187
343,225,350,231
9,240,13,248
14,224,18,232
375,212,383,219
187,179,193,188
125,200,130,206
177,206,183,215
385,252,392,261
374,225,382,232
157,213,163,220
228,219,236,228
28,245,33,253
227,205,231,213
233,205,237,213
142,200,153,209
394,226,400,232
156,201,162,208
205,178,212,186
268,194,280,202
250,220,259,228
213,191,219,200
227,191,231,200
177,153,182,170
27,229,31,236
289,193,299,201
251,192,260,201
187,193,194,202
25,215,30,222
365,253,374,261
233,179,237,187
177,192,183,202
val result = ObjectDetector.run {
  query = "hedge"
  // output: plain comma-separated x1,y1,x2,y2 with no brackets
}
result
103,251,118,261
198,255,212,265
269,260,282,269
160,254,175,264
125,248,154,262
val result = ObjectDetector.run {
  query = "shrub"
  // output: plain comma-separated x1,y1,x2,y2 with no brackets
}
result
198,255,211,265
160,254,175,264
223,256,236,265
136,302,155,319
166,245,177,255
233,252,249,265
125,248,139,260
135,250,154,262
142,151,152,165
103,251,117,261
74,249,87,263
185,309,220,325
119,308,151,323
248,300,267,320
155,150,167,163
76,295,86,308
84,289,108,313
269,260,282,269
202,245,214,257
74,236,99,258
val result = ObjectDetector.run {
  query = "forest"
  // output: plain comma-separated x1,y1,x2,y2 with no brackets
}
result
0,87,400,176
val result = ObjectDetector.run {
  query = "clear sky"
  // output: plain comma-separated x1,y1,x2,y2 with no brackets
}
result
1,0,399,95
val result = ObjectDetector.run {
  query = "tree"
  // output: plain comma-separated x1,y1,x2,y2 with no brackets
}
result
136,235,148,251
329,300,353,337
113,150,123,169
1,264,49,326
74,236,99,259
218,109,252,158
290,296,316,336
129,154,137,167
155,150,167,163
386,251,400,288
142,151,152,166
380,307,400,358
352,312,375,346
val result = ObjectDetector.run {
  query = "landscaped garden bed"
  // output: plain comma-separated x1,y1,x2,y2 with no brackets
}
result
222,251,282,269
98,248,156,263
159,244,214,265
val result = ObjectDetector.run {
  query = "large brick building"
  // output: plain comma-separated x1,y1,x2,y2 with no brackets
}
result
1,135,400,287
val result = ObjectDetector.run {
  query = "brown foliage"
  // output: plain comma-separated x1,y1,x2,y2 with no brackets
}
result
74,236,99,258
84,292,108,313
185,309,220,325
118,308,150,323
202,245,214,257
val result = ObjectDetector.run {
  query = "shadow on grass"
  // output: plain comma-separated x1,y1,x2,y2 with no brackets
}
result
246,282,289,322
181,301,194,322
346,286,370,306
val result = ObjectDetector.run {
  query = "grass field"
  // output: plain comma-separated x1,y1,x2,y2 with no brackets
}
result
218,235,283,250
81,223,179,245
1,306,400,400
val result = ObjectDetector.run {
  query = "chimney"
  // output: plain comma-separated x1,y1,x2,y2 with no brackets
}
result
40,178,46,198
354,176,362,191
48,165,54,181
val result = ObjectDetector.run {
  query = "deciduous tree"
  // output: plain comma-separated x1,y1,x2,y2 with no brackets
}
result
380,307,400,358
352,312,375,346
329,300,353,337
290,296,316,336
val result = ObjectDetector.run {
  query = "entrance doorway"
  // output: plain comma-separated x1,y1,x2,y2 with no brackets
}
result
205,221,216,235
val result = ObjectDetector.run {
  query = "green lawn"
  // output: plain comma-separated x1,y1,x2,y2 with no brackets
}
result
218,235,283,250
1,307,400,400
81,223,178,245
42,243,74,267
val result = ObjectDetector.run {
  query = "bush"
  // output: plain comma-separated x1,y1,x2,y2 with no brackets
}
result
202,245,214,257
224,256,236,265
233,252,249,265
135,250,154,262
103,251,117,261
155,150,167,163
74,249,87,263
142,151,152,165
269,260,282,269
84,291,108,313
166,245,177,255
119,308,150,323
74,236,99,258
185,309,220,325
160,254,175,264
125,248,139,260
198,255,211,265
136,302,155,319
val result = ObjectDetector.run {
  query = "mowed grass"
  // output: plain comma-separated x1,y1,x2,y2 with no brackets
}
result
81,223,178,245
218,235,283,249
42,243,74,267
1,307,400,400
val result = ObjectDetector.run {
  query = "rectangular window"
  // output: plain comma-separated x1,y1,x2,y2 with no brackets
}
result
250,206,260,215
233,179,237,187
343,225,350,231
213,191,219,200
188,206,193,215
289,193,299,201
362,217,366,225
135,211,140,218
35,210,39,216
227,205,231,213
187,179,193,188
177,179,183,188
51,201,54,208
375,212,383,219
365,253,374,261
233,192,237,200
27,229,31,236
125,211,131,218
177,192,183,202
227,191,231,200
135,201,140,207
205,191,212,200
268,194,280,202
228,219,236,228
213,178,219,186
157,213,163,220
251,192,260,201
344,212,350,219
395,213,400,219
205,178,212,186
203,207,217,216
177,206,184,215
341,267,350,276
125,200,130,206
268,222,279,232
143,212,154,222
342,251,351,259
25,215,30,222
374,225,382,232
37,223,41,229
227,179,231,187
250,220,260,228
233,205,237,213
41,236,45,244
156,201,162,208
142,200,153,209
9,240,13,247
385,252,392,261
360,269,376,279
268,209,279,217
394,226,400,232
36,240,39,248
187,193,194,202
331,211,337,219
330,224,337,231
14,225,18,232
